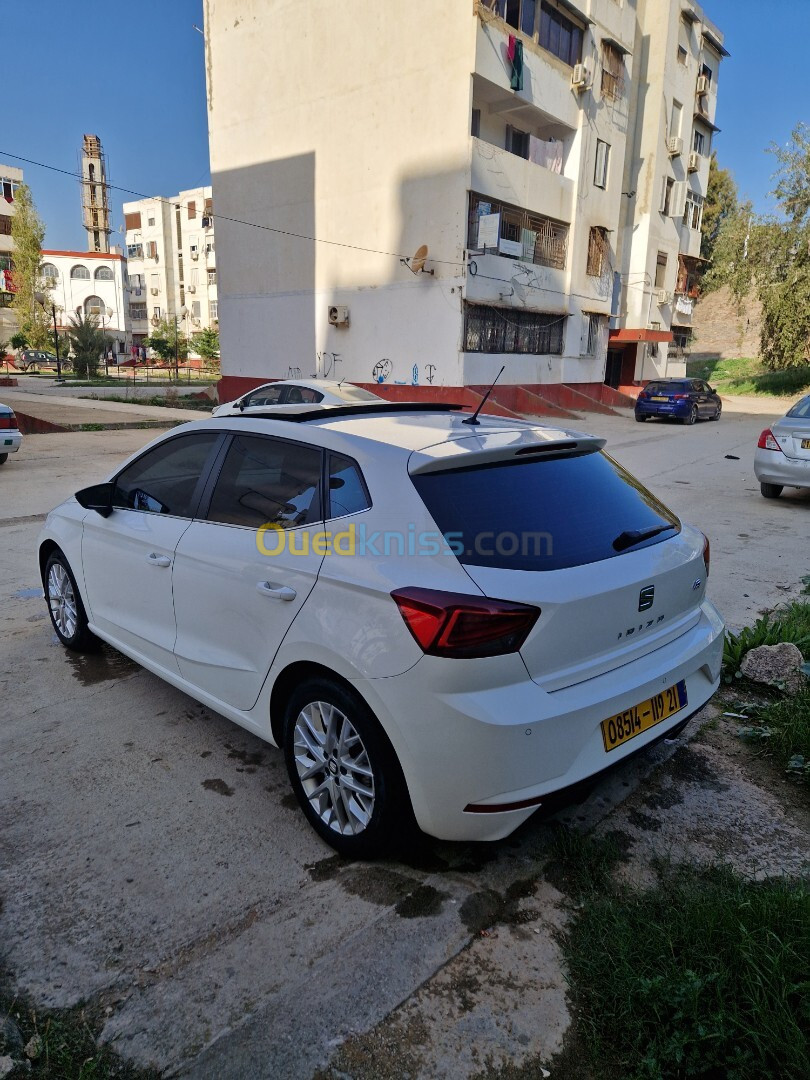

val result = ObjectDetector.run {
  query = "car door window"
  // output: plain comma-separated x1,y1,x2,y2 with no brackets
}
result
207,435,322,529
244,385,283,407
327,453,371,519
113,432,220,517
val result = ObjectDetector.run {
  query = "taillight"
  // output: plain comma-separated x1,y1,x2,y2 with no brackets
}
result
757,428,782,451
671,393,690,400
702,533,710,578
391,587,539,659
0,411,16,430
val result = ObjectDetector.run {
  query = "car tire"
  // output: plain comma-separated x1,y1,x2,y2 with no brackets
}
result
282,676,412,858
760,482,783,499
44,550,100,652
635,412,647,422
710,402,722,420
683,404,698,426
0,453,7,466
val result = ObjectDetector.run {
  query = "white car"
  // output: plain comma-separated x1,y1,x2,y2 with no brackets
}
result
754,394,810,498
211,378,382,417
38,402,724,856
0,403,22,464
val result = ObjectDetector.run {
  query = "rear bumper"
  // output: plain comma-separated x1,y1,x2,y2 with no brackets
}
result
753,448,810,488
635,401,690,418
358,600,724,842
0,430,22,454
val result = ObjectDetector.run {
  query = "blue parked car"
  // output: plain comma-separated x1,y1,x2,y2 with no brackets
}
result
635,379,722,425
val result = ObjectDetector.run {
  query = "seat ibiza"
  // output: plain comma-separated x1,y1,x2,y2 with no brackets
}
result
39,403,724,856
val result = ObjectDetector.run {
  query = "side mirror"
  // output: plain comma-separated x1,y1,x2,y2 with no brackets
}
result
75,481,115,517
708,386,715,394
238,398,246,411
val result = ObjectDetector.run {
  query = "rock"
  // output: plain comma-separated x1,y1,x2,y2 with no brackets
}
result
0,1055,15,1080
0,1019,23,1057
23,1035,41,1061
740,642,806,694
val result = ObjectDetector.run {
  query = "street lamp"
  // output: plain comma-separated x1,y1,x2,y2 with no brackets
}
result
174,306,189,383
34,291,64,384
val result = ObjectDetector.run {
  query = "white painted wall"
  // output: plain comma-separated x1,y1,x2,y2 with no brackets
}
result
39,251,128,351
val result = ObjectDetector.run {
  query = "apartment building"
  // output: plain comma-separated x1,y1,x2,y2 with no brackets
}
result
122,186,217,348
610,0,726,386
0,163,23,343
203,0,723,402
38,250,128,355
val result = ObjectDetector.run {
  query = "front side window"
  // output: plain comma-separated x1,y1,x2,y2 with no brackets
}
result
328,454,371,519
113,432,220,517
207,435,322,529
284,385,322,404
243,385,283,407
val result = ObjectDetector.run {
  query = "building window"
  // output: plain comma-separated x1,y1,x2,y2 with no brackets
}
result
677,44,688,65
147,216,155,227
206,242,215,254
594,140,610,188
582,313,603,355
655,251,668,289
539,1,583,67
129,274,144,291
506,125,530,159
471,108,481,138
683,191,704,231
190,301,200,320
210,301,218,320
207,270,217,285
587,227,610,276
693,130,706,155
670,100,682,140
187,201,197,220
0,215,12,236
40,263,59,282
70,265,90,280
468,192,569,270
84,295,104,316
153,306,161,319
463,302,565,354
146,241,158,260
94,266,114,280
701,63,713,85
601,42,624,101
129,303,147,320
127,243,143,259
124,211,141,231
660,176,674,215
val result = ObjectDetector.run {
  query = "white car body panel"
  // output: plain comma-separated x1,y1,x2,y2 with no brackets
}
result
754,407,810,490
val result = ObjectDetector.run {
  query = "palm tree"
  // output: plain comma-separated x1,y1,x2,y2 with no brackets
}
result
68,311,105,379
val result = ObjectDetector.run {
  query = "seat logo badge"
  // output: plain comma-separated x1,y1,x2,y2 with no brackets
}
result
638,585,655,612
692,579,702,590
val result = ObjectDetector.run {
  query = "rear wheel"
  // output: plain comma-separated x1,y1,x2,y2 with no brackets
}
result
283,676,411,857
710,402,722,420
683,404,698,426
760,482,783,499
635,412,647,423
0,453,7,465
44,551,100,651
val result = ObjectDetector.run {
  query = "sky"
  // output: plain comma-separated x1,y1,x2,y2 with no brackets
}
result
0,0,807,250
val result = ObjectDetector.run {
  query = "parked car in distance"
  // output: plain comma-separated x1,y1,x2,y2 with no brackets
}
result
754,394,810,499
19,349,56,371
212,378,383,417
635,379,722,425
0,403,22,464
38,402,723,856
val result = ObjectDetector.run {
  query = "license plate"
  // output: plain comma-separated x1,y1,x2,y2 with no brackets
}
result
802,439,810,450
651,396,669,402
601,681,687,752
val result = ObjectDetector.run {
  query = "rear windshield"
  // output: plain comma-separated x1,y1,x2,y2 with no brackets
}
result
334,385,381,401
786,396,810,418
645,382,689,394
412,451,680,571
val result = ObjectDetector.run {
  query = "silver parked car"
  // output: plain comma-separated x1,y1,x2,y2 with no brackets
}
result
754,394,810,498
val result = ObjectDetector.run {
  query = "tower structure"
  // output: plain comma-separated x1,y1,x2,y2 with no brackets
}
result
80,134,111,253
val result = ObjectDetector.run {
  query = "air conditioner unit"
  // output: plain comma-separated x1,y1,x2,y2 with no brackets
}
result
186,285,196,293
688,151,700,172
667,136,683,156
657,289,671,305
696,74,709,95
150,287,159,295
571,62,590,91
328,304,350,327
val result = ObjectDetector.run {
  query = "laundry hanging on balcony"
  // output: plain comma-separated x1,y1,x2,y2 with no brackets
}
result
529,137,563,173
509,38,523,91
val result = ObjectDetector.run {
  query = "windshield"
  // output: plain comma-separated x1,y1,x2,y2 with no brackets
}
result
645,382,690,394
412,451,680,571
786,396,810,419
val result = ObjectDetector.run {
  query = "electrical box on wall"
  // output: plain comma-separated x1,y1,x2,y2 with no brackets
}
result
328,305,350,326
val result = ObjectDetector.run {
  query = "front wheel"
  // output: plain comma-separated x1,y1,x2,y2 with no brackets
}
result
44,551,100,651
0,453,7,466
683,404,698,426
283,677,412,858
760,482,783,499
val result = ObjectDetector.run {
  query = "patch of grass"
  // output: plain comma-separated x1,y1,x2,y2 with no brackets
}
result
562,861,810,1080
78,393,211,410
737,687,810,785
687,357,810,398
544,826,629,899
723,601,810,680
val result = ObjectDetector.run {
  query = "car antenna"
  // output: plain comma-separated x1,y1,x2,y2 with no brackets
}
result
462,366,505,426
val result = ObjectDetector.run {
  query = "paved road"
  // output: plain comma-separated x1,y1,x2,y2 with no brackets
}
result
0,404,807,1078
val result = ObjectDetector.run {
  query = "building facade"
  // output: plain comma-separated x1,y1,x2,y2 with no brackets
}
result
203,0,723,401
0,164,24,344
39,250,129,355
122,186,217,349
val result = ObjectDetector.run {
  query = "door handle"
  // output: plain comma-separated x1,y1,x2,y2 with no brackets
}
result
146,552,172,567
257,581,297,601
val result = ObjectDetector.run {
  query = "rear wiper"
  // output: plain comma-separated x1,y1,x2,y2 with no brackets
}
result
612,524,676,552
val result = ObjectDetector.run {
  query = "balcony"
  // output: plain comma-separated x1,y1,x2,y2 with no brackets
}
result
470,137,574,225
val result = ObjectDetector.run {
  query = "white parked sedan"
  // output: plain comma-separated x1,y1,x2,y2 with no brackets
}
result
754,394,810,498
38,402,724,856
211,378,382,417
0,403,22,465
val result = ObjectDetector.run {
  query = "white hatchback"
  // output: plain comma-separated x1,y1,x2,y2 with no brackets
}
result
0,402,22,464
38,403,724,856
211,378,382,416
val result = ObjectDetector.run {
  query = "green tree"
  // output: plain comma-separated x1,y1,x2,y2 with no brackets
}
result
9,184,51,351
700,152,738,267
192,326,220,367
68,311,105,379
144,317,189,365
9,330,28,356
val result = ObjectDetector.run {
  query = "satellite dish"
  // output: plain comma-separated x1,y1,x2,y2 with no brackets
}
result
410,244,429,273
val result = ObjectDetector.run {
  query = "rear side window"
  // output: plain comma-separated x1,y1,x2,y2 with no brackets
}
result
284,386,322,404
327,453,370,519
412,452,680,571
334,385,381,402
786,396,810,418
113,432,220,517
207,434,322,529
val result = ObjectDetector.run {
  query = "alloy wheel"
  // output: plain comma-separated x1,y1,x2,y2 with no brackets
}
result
292,700,375,836
48,561,78,640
